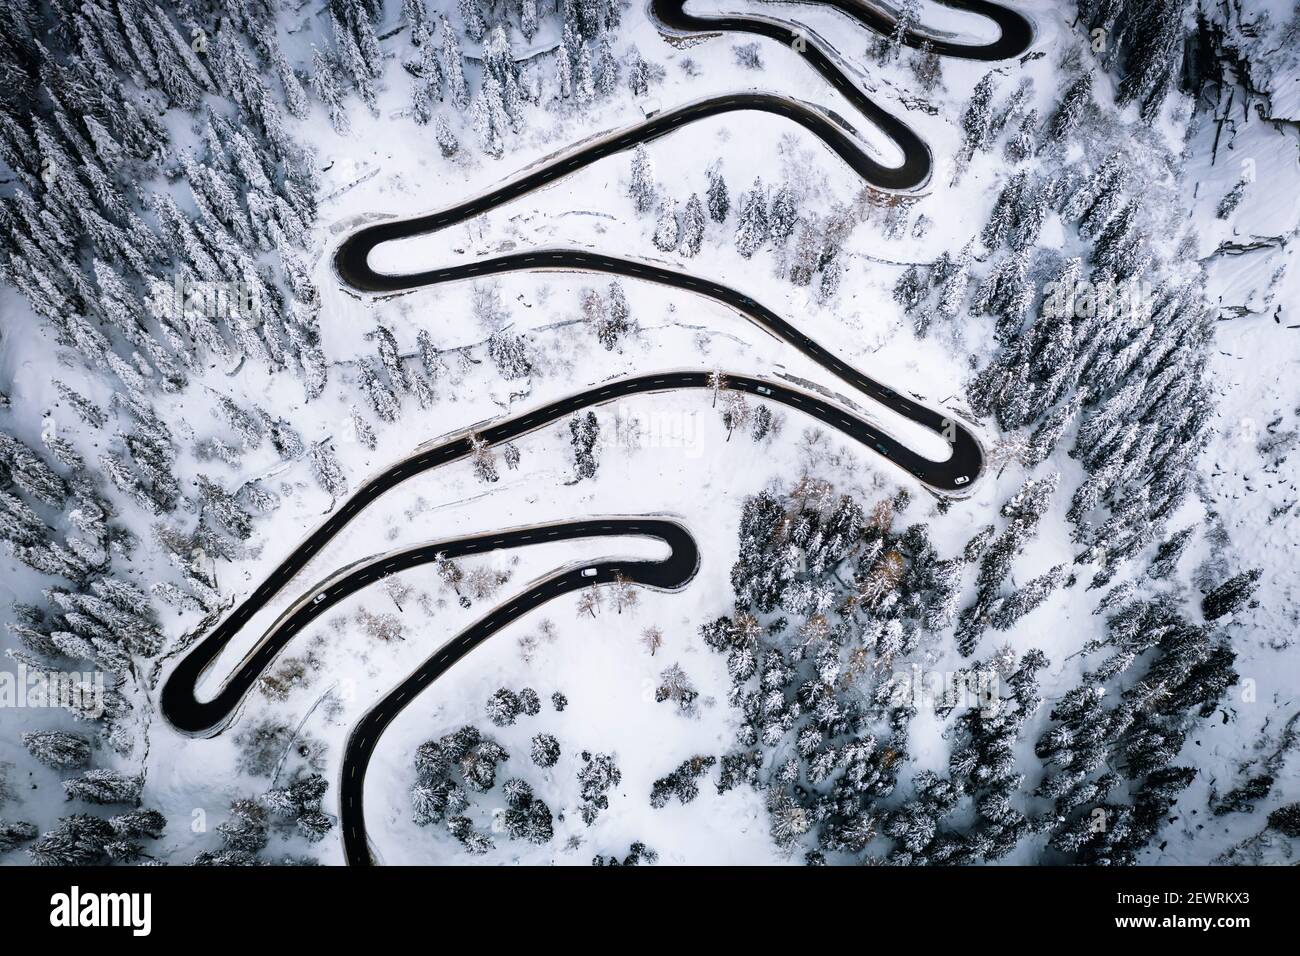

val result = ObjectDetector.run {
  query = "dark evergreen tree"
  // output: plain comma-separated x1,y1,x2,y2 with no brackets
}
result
1042,71,1093,147
706,161,730,223
568,411,600,481
1201,569,1261,622
530,732,561,768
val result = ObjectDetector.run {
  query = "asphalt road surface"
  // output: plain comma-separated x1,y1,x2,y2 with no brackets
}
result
162,0,1032,865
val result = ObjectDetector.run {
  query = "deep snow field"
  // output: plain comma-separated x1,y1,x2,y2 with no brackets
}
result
1,0,1297,866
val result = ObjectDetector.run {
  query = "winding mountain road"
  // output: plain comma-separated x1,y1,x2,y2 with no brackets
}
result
335,0,1035,490
657,0,1034,62
161,0,1033,865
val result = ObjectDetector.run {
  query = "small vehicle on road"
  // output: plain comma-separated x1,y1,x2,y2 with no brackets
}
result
312,593,327,605
581,568,598,578
954,476,969,486
755,385,772,396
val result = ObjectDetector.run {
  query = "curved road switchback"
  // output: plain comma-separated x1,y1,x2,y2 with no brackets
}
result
657,0,1033,62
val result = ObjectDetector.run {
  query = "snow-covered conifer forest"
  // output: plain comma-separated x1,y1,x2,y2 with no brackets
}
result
0,0,1297,871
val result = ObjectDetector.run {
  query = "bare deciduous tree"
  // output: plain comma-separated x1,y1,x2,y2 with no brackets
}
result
641,625,664,655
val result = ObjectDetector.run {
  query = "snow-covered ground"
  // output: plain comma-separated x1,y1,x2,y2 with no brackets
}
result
162,0,1046,863
2,0,1296,866
1140,2,1300,861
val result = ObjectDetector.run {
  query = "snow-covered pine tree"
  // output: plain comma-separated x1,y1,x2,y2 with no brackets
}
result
1115,0,1184,122
596,281,634,349
357,358,400,422
959,72,997,159
374,325,410,393
1005,108,1037,162
435,113,459,157
1216,177,1248,219
1042,70,1093,148
309,440,348,498
459,0,488,42
1148,526,1193,581
628,145,656,214
482,26,525,128
935,241,973,322
596,36,618,97
62,768,144,805
569,411,600,480
0,820,38,855
390,0,425,45
706,161,730,222
734,178,769,259
349,405,377,450
22,731,92,769
471,76,506,158
817,258,843,304
893,264,926,313
981,172,1027,251
27,814,114,866
768,183,798,243
469,436,498,483
487,329,532,379
531,732,560,767
652,200,679,252
884,0,920,61
990,565,1066,629
520,0,539,41
330,10,377,115
441,16,470,110
679,193,705,257
911,39,942,92
411,36,444,124
1201,569,1261,622
311,48,351,134
626,47,652,97
575,41,595,106
788,219,820,286
553,41,573,100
